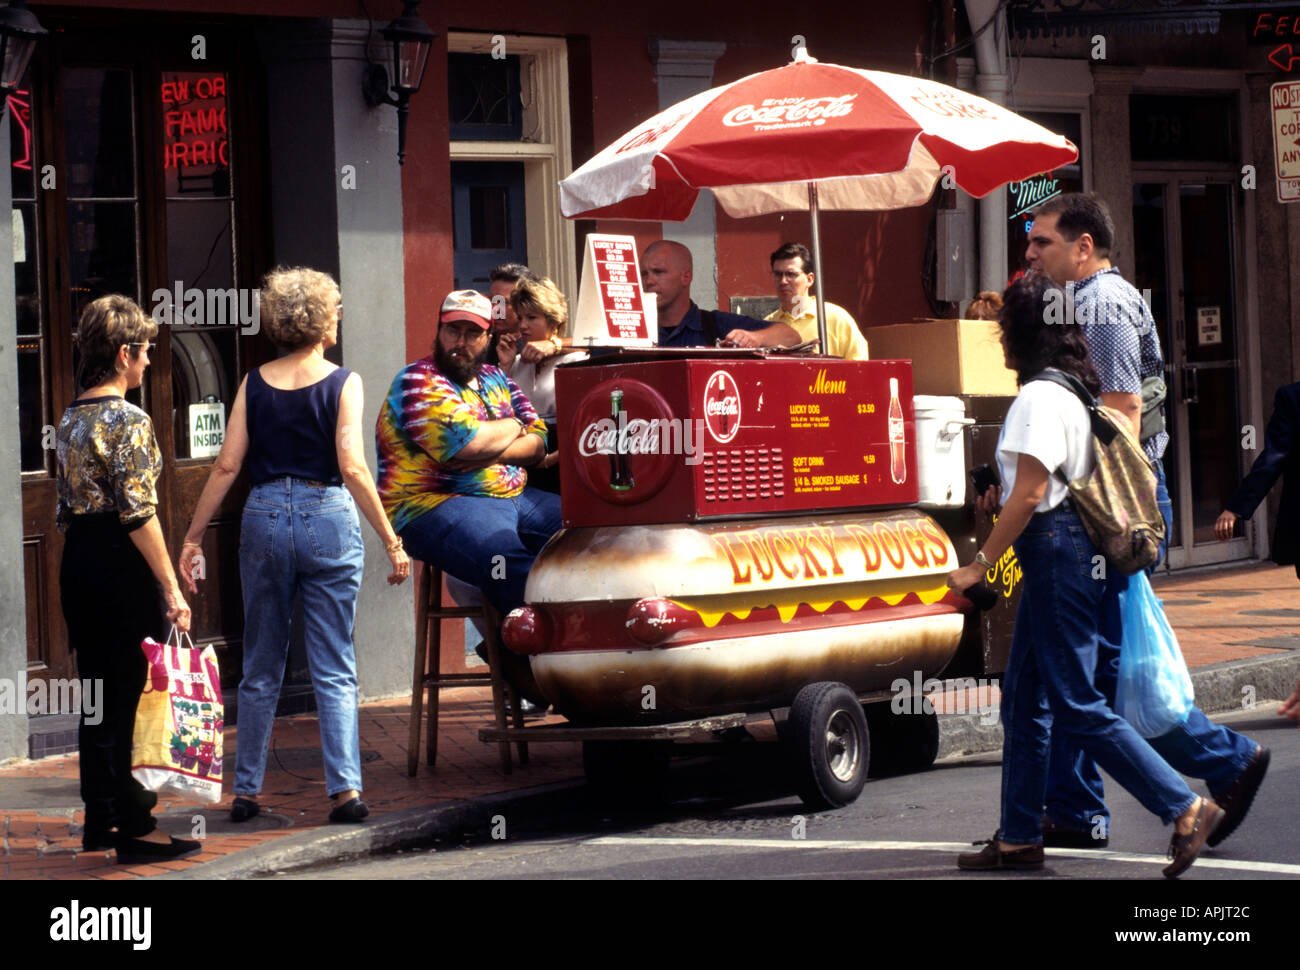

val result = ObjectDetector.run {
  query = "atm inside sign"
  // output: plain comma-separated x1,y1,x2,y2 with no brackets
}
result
1273,81,1300,203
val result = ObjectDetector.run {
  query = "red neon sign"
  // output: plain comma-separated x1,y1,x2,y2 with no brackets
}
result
8,87,32,172
161,75,229,171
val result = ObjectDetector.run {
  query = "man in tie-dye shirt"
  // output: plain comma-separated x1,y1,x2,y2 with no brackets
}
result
377,291,561,699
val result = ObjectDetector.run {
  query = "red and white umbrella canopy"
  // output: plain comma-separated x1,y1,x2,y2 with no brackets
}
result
560,54,1078,221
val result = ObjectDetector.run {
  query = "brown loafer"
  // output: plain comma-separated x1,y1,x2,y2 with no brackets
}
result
1207,746,1269,848
1163,798,1223,879
958,835,1044,871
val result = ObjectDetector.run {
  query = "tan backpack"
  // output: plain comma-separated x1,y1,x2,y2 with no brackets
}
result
1030,370,1165,574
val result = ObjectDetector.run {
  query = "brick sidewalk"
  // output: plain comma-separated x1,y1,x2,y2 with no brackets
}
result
4,562,1297,880
0,690,582,880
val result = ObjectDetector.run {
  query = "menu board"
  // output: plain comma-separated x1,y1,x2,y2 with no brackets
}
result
571,233,657,346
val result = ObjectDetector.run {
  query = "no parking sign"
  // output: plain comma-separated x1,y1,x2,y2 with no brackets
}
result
1272,81,1300,202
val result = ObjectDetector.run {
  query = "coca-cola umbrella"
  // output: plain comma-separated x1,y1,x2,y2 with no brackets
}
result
559,49,1077,352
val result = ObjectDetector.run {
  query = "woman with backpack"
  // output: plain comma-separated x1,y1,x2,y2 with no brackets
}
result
945,274,1220,878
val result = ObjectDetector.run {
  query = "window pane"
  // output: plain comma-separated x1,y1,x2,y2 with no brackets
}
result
165,197,240,459
469,185,509,250
448,53,522,140
68,200,138,324
161,71,231,199
17,340,45,472
13,202,39,336
171,329,237,461
63,68,135,199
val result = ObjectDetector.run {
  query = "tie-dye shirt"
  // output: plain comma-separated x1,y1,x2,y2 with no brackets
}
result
376,357,548,531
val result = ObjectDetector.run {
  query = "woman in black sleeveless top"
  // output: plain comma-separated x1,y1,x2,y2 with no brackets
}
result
178,268,409,824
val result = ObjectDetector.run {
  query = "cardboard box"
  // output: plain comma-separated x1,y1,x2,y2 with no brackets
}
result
866,319,1017,396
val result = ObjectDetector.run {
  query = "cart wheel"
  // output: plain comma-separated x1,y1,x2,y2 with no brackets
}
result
785,682,869,810
864,703,939,778
582,740,672,799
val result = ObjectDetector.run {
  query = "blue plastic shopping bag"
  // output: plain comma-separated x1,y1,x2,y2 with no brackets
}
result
1116,572,1193,738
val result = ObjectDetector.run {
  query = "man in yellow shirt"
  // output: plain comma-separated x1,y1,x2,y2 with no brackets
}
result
764,242,870,360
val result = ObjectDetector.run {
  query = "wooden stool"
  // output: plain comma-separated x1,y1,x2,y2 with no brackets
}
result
407,562,528,776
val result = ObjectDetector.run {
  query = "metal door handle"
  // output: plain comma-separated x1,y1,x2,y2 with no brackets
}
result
1182,365,1198,405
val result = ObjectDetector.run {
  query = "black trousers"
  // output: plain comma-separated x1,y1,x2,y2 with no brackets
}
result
60,513,166,840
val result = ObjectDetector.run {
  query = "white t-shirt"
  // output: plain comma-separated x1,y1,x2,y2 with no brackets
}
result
509,350,588,421
996,375,1095,512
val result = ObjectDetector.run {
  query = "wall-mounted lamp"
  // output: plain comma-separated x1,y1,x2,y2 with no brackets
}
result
0,0,46,99
362,0,436,165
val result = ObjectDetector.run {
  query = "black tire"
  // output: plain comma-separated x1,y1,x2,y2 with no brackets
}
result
785,682,870,810
864,702,939,778
582,740,672,800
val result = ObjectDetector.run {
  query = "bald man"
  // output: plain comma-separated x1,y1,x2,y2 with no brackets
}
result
640,240,798,349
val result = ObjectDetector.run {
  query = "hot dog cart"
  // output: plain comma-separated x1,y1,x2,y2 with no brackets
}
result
486,342,1022,809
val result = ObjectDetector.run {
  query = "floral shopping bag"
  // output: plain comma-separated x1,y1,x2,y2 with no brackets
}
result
130,627,224,803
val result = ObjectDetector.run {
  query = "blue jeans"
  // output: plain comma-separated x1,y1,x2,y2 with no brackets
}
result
1000,503,1196,844
235,479,365,798
1044,462,1258,831
398,488,561,617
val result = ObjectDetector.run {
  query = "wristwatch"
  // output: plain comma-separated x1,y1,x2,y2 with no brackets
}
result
975,550,993,568
550,334,564,354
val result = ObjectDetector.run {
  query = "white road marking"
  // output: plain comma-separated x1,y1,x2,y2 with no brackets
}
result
585,836,1300,875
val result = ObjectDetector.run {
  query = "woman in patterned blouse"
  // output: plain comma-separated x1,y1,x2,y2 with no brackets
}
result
57,294,200,865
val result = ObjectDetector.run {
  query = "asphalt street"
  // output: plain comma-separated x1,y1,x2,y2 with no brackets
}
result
275,705,1298,882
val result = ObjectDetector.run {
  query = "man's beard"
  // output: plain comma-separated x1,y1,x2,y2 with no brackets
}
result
434,339,488,386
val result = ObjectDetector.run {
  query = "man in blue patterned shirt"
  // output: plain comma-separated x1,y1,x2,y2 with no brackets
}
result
1024,193,1267,851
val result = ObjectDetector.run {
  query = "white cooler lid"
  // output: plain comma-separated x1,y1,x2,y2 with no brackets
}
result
912,395,965,413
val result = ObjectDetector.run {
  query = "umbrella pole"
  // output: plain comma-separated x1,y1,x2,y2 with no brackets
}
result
808,182,828,356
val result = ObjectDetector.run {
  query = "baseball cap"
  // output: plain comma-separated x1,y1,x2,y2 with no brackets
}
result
440,290,493,330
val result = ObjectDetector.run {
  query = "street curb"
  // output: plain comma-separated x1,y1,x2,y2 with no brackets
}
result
157,779,589,880
937,649,1300,760
159,650,1300,879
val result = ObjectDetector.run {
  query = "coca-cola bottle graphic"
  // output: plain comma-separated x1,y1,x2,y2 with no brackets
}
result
888,377,906,485
609,388,634,491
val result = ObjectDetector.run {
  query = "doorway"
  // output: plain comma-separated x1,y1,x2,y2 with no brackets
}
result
1132,178,1251,568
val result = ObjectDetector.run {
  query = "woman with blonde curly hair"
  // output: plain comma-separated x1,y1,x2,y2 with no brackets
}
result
505,277,587,493
178,267,410,825
58,294,199,864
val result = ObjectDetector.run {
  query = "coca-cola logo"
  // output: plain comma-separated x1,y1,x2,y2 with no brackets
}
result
703,370,742,443
578,417,664,457
721,95,856,130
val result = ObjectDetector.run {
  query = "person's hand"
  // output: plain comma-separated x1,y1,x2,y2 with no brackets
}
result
520,338,558,364
164,586,192,633
539,450,559,469
179,544,204,596
722,329,760,348
495,332,519,370
1279,675,1300,724
946,562,986,593
385,543,410,586
1214,509,1238,541
975,484,1003,517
